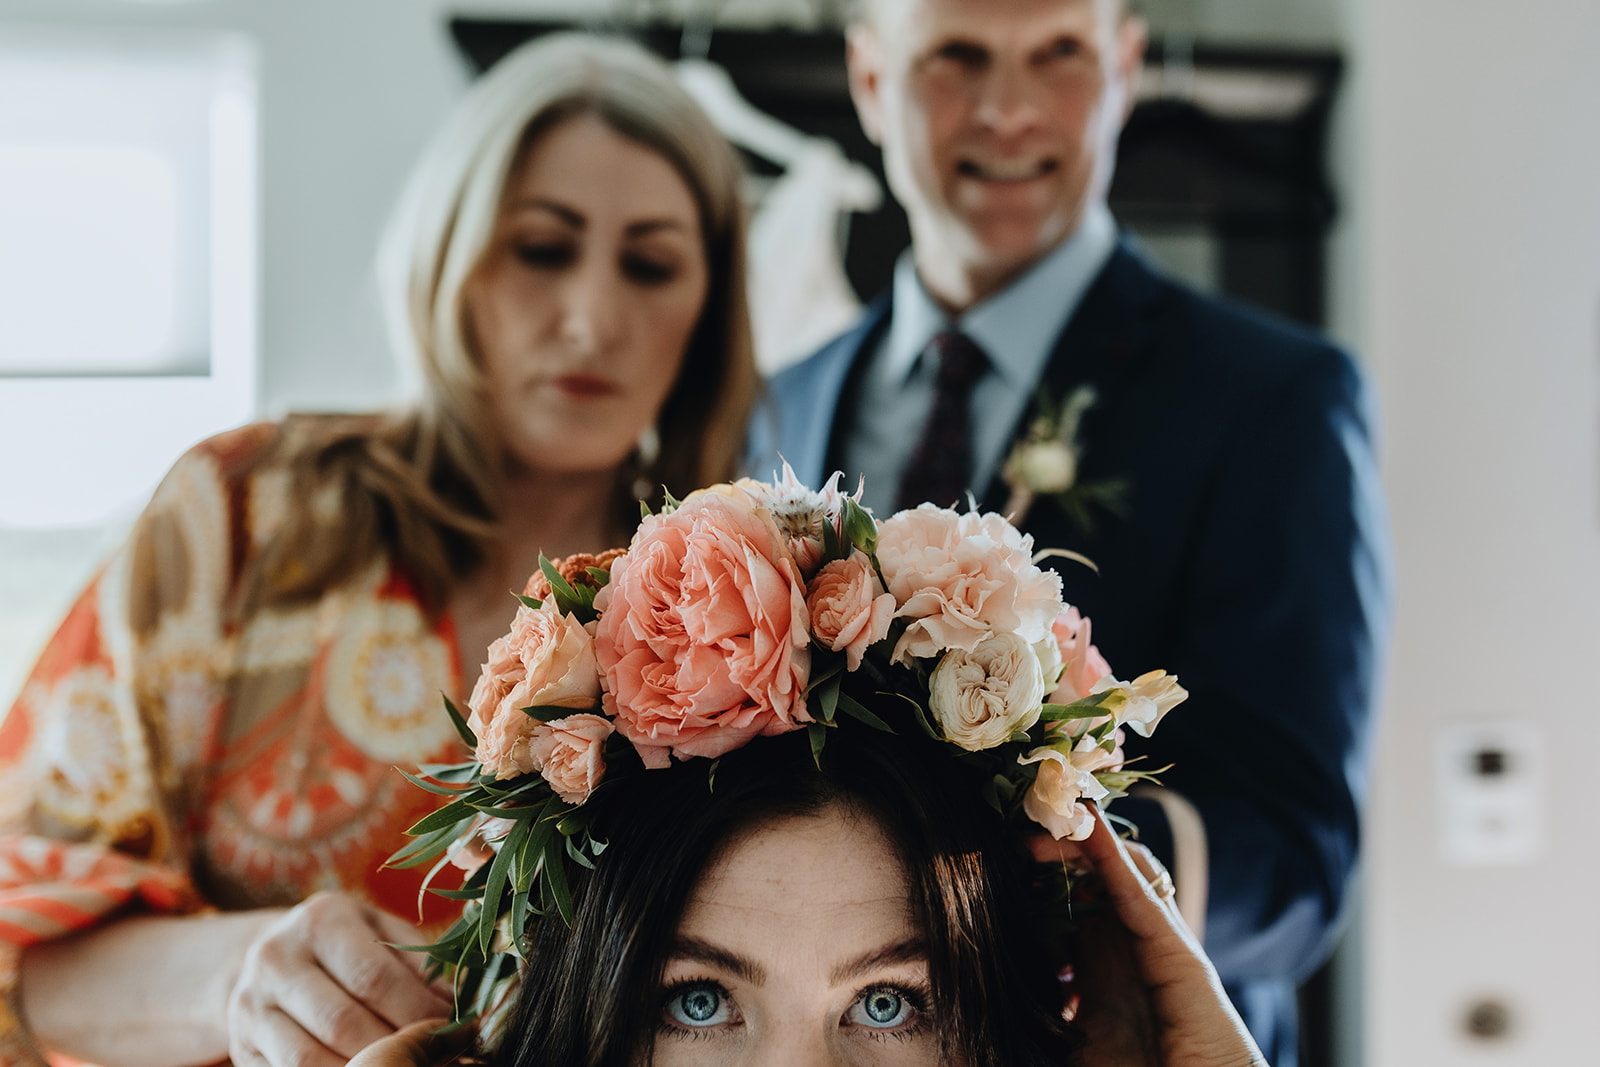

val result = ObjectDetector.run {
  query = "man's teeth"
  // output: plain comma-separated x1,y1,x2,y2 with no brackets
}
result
965,159,1051,181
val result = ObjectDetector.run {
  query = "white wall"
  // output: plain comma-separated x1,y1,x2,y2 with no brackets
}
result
1360,0,1600,1062
0,0,539,697
1139,0,1343,46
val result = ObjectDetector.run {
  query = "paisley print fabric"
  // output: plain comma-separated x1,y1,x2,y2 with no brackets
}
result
0,424,471,1062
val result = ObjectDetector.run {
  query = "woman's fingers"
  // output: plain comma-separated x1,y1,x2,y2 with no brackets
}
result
345,1019,476,1067
1122,841,1179,913
1033,806,1270,1067
1077,805,1201,951
367,906,458,1002
228,891,454,1067
268,963,394,1056
241,1006,347,1067
309,900,453,1028
1026,831,1090,869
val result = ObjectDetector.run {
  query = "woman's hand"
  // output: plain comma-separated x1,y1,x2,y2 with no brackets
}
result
228,891,454,1067
1032,805,1268,1067
344,1019,475,1067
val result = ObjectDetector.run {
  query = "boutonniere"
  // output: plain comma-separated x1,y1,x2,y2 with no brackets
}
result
1002,385,1125,530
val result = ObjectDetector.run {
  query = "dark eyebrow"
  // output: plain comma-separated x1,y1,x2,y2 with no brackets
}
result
510,198,583,227
828,938,929,985
507,198,689,239
667,936,767,986
625,219,691,238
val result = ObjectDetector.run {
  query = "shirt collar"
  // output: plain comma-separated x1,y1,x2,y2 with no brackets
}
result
879,202,1119,388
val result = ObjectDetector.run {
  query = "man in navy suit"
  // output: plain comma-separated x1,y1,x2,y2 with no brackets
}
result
747,0,1392,1063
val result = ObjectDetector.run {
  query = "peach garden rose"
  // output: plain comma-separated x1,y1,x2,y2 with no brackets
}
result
466,600,601,781
593,492,812,768
806,551,894,671
529,713,613,804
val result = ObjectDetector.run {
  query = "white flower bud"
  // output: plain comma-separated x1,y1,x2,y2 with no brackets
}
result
1014,441,1077,494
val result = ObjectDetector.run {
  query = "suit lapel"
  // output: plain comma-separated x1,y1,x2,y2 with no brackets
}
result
779,294,891,487
978,241,1168,513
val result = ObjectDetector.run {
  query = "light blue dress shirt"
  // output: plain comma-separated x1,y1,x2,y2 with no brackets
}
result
840,204,1119,516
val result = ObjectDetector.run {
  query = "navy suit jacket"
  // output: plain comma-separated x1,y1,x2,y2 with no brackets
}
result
748,240,1392,1065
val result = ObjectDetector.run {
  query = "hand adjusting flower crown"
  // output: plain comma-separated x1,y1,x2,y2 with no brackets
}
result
388,465,1187,1025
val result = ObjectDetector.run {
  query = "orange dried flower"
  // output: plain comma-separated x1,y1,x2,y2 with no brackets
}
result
522,548,628,602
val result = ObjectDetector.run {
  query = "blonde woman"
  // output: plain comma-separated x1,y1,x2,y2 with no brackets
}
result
0,34,756,1067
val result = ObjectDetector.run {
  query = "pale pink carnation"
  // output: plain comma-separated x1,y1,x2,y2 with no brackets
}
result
876,505,1064,665
1048,606,1114,704
466,602,601,780
593,491,812,768
530,713,613,804
806,551,894,671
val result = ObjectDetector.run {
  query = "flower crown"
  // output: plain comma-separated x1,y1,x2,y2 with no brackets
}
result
389,466,1186,1025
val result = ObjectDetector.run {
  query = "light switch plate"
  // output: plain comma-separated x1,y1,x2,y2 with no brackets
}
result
1435,723,1545,866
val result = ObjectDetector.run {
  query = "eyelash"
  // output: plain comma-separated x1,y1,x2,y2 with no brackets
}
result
623,256,677,285
514,242,572,269
653,977,935,1042
512,243,678,286
856,982,934,1042
657,978,736,1040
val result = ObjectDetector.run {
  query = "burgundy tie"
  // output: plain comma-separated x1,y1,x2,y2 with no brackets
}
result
895,331,990,512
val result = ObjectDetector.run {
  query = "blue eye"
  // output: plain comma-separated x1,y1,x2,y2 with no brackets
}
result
665,983,735,1028
849,987,914,1029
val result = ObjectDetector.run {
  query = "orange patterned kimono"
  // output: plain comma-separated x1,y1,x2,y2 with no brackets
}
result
0,425,472,1064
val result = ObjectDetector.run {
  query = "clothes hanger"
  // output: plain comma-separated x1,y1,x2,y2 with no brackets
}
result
673,1,881,209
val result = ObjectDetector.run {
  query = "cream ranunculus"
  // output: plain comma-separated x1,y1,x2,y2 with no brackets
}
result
1092,669,1188,738
927,631,1046,751
1019,739,1115,841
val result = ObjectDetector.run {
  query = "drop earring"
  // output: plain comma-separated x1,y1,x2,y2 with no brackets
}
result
632,424,661,502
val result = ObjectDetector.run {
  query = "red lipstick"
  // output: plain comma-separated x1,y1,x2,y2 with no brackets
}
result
553,374,618,398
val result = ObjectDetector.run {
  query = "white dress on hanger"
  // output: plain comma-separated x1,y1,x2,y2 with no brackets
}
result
674,58,880,376
746,140,879,375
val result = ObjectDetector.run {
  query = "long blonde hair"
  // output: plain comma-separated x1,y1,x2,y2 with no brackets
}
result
242,35,757,618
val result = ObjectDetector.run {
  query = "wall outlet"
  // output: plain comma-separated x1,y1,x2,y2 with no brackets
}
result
1434,723,1544,866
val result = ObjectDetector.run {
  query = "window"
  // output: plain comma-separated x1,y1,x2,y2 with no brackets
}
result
0,27,257,527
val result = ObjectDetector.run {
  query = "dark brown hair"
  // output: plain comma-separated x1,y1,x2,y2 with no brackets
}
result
493,727,1079,1067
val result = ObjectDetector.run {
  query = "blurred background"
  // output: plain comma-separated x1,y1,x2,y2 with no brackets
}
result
0,0,1595,1063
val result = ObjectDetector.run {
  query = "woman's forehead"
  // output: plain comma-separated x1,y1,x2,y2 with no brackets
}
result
683,807,916,933
504,113,701,231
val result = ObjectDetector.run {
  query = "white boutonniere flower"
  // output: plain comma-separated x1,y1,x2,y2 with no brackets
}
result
1002,386,1124,529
